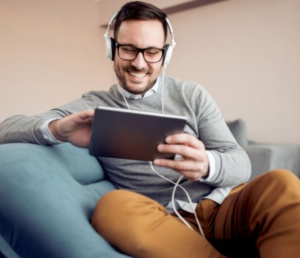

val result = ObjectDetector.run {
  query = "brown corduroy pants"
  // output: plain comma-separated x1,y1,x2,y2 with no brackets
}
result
92,170,300,258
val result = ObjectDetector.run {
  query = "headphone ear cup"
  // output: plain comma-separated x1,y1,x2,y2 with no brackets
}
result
110,38,116,61
163,44,173,67
105,37,112,59
105,37,116,60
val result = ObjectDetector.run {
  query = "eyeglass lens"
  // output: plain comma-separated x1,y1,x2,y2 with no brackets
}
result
118,45,163,63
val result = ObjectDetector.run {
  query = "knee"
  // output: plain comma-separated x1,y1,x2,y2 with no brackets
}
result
92,190,154,232
249,169,300,204
92,189,145,218
91,190,168,247
92,190,134,233
260,169,298,186
92,190,131,223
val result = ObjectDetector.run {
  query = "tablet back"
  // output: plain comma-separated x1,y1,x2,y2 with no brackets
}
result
89,107,187,161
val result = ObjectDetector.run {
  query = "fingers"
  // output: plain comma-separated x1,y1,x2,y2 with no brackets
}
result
154,158,209,181
154,158,206,173
158,134,205,161
154,133,209,181
153,159,207,181
157,143,204,161
165,134,204,150
78,109,94,118
76,109,95,122
49,110,94,143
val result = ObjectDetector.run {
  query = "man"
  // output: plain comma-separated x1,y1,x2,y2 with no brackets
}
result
1,2,300,258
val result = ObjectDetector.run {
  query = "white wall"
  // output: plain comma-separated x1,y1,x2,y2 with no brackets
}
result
0,0,299,143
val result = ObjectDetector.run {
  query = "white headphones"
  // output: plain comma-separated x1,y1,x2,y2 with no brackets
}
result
103,12,176,67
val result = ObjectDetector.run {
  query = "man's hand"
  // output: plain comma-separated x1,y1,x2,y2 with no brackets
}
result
153,133,209,181
49,110,94,148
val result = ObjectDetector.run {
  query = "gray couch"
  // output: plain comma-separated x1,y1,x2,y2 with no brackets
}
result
227,119,300,180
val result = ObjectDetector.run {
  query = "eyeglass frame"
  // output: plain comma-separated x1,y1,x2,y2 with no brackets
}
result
115,41,167,63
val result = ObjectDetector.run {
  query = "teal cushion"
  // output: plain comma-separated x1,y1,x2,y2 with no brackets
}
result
0,143,105,185
0,143,129,258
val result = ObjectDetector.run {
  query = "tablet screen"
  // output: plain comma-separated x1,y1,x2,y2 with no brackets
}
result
89,107,187,161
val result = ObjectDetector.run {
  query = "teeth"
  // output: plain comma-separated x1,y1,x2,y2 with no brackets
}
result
129,72,146,78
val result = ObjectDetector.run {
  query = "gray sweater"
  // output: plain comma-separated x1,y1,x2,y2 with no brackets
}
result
0,76,251,206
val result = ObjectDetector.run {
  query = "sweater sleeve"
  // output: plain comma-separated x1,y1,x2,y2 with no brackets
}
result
194,85,251,186
0,92,97,145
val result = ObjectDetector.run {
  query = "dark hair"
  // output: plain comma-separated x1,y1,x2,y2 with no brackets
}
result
113,1,168,42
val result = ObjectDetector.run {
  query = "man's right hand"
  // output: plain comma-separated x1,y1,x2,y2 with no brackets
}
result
49,110,94,148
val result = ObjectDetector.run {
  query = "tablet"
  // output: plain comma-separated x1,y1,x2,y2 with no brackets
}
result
89,107,187,161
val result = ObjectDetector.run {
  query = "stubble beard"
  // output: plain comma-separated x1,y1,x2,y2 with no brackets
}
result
115,65,157,95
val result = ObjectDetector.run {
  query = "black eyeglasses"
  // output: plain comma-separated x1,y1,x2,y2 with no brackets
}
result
116,42,165,63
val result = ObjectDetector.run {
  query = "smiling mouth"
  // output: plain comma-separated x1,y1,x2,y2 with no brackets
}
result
128,71,147,78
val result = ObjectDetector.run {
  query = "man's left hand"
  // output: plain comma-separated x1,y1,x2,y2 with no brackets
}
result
153,133,209,181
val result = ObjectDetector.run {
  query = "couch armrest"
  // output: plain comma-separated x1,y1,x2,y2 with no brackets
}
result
243,145,273,180
0,143,104,185
244,144,300,180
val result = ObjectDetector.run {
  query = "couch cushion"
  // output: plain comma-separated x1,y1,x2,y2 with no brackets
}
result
0,143,105,185
226,119,248,147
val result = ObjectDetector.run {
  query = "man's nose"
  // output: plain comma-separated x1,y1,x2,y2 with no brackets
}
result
131,52,147,70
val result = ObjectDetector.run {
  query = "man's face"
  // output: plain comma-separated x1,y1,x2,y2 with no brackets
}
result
114,20,165,95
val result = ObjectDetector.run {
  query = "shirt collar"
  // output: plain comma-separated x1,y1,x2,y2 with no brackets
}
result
117,78,160,100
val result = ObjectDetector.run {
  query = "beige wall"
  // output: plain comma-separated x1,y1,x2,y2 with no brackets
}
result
167,0,300,144
1,0,299,143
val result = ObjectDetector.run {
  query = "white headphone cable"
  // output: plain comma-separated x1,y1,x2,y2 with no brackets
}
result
121,89,130,110
117,68,206,238
115,69,206,239
171,173,206,238
160,66,167,114
149,162,206,239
